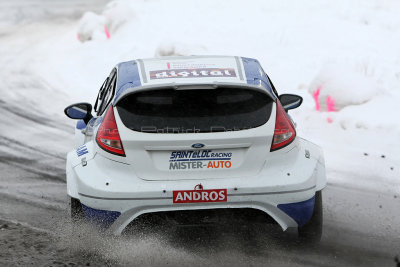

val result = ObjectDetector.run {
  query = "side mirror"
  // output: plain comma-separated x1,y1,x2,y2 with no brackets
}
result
64,102,93,124
279,94,303,112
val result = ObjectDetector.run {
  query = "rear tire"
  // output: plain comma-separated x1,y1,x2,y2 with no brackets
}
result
298,190,323,243
70,197,85,222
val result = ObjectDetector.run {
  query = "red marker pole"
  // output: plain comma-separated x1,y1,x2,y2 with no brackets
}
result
104,25,111,39
313,86,322,111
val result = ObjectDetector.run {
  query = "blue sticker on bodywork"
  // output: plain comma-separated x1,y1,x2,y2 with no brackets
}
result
241,57,275,98
113,60,142,104
277,195,315,227
81,203,121,228
76,120,87,130
76,145,88,157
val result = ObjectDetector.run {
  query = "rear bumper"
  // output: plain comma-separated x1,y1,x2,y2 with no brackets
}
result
66,138,326,235
76,188,318,234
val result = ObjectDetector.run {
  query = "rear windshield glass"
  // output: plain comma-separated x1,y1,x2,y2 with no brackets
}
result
116,88,273,133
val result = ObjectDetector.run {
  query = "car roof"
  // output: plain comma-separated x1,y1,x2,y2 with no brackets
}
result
113,55,275,104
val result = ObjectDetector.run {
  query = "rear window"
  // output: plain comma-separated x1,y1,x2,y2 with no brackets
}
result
116,88,273,133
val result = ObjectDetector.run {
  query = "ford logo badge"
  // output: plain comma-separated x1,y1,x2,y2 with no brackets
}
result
191,143,205,149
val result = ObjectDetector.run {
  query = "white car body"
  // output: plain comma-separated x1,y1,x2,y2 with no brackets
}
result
66,56,326,235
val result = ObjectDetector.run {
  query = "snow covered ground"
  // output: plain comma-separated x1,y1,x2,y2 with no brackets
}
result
1,0,400,265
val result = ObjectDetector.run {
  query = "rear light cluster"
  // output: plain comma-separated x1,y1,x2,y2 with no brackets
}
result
96,103,293,155
270,101,296,151
96,106,126,156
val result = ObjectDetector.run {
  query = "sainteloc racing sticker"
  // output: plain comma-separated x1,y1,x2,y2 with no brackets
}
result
169,150,232,170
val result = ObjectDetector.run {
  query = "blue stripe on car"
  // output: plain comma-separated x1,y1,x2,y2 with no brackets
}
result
277,195,315,227
113,60,142,104
241,57,275,98
76,145,88,157
67,106,87,119
81,203,121,228
76,120,87,130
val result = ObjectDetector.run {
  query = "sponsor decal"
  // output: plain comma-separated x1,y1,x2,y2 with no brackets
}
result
76,145,88,157
173,188,227,203
150,68,236,80
169,150,232,170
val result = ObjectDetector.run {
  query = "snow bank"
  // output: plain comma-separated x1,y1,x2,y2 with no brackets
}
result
308,63,379,111
77,12,106,42
77,1,134,42
154,42,207,57
103,1,135,35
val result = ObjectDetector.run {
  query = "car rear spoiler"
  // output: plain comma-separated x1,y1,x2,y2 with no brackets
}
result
113,82,276,106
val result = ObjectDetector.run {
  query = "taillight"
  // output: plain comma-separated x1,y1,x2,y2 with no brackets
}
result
270,101,296,151
96,106,125,156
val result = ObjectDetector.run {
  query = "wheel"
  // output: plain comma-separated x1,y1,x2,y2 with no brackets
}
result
298,190,323,243
70,197,85,222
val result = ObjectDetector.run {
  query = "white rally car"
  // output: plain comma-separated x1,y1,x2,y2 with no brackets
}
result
64,56,326,240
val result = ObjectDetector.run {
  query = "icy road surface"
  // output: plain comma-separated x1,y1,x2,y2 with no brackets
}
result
0,0,399,266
